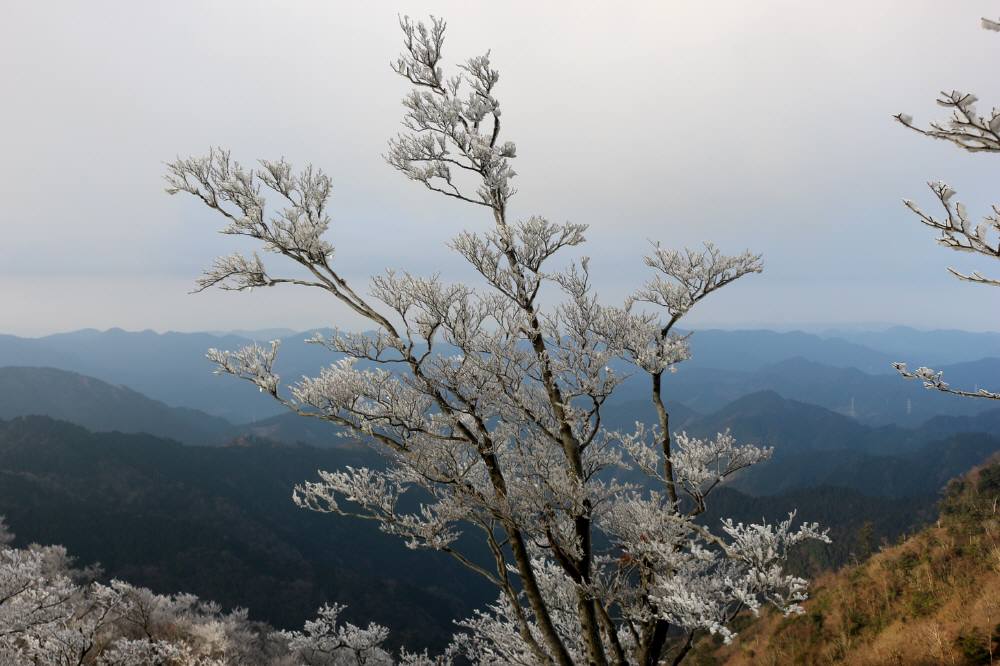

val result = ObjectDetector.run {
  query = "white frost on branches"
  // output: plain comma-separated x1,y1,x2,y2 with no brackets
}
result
206,340,281,396
277,603,393,665
894,18,1000,401
899,180,1000,287
634,242,763,322
168,16,829,665
891,362,1000,400
0,516,397,665
672,430,773,509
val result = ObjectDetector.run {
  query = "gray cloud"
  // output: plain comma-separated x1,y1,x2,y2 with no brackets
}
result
2,0,999,335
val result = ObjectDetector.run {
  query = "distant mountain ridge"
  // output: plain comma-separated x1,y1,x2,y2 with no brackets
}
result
670,388,997,492
822,325,1000,366
729,430,1000,497
598,388,1000,498
0,367,232,446
1,366,996,465
207,328,300,340
0,329,275,422
1,326,997,425
615,356,999,426
681,329,894,374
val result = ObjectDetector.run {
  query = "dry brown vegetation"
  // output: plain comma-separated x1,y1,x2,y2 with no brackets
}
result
687,456,1000,665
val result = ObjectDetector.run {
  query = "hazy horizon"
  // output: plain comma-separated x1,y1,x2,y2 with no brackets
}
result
7,321,1000,340
3,1,999,336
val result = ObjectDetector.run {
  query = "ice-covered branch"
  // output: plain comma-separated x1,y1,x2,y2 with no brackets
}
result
206,340,281,397
901,181,1000,285
293,466,465,550
719,513,830,616
278,603,393,665
634,242,763,325
892,16,1000,409
896,90,1000,154
166,150,335,262
672,430,773,511
596,307,691,374
894,19,1000,281
892,362,999,400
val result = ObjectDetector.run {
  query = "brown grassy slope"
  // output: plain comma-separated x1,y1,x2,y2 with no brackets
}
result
690,457,1000,665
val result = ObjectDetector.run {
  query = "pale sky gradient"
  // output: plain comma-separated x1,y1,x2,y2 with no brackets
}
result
2,1,999,336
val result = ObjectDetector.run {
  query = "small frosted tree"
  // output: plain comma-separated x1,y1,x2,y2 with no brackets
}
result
892,16,1000,401
0,515,389,665
166,17,828,665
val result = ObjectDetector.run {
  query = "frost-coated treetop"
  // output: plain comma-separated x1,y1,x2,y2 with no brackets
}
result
166,16,828,665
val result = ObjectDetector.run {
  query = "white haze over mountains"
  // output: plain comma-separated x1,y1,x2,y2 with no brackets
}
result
2,1,999,335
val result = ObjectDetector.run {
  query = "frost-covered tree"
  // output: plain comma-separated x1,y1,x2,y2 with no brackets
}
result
0,516,392,665
0,524,79,662
892,16,1000,401
166,17,828,665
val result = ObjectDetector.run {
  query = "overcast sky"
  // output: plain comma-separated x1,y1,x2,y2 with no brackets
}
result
2,1,999,336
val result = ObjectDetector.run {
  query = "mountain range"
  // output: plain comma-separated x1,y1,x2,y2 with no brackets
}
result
0,366,232,446
1,326,997,647
820,325,1000,365
612,356,1000,426
3,327,999,425
609,388,1000,498
2,365,998,470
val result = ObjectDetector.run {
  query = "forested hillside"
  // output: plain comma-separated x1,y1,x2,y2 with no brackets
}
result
0,416,492,652
691,457,1000,665
1,401,993,652
0,366,232,445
